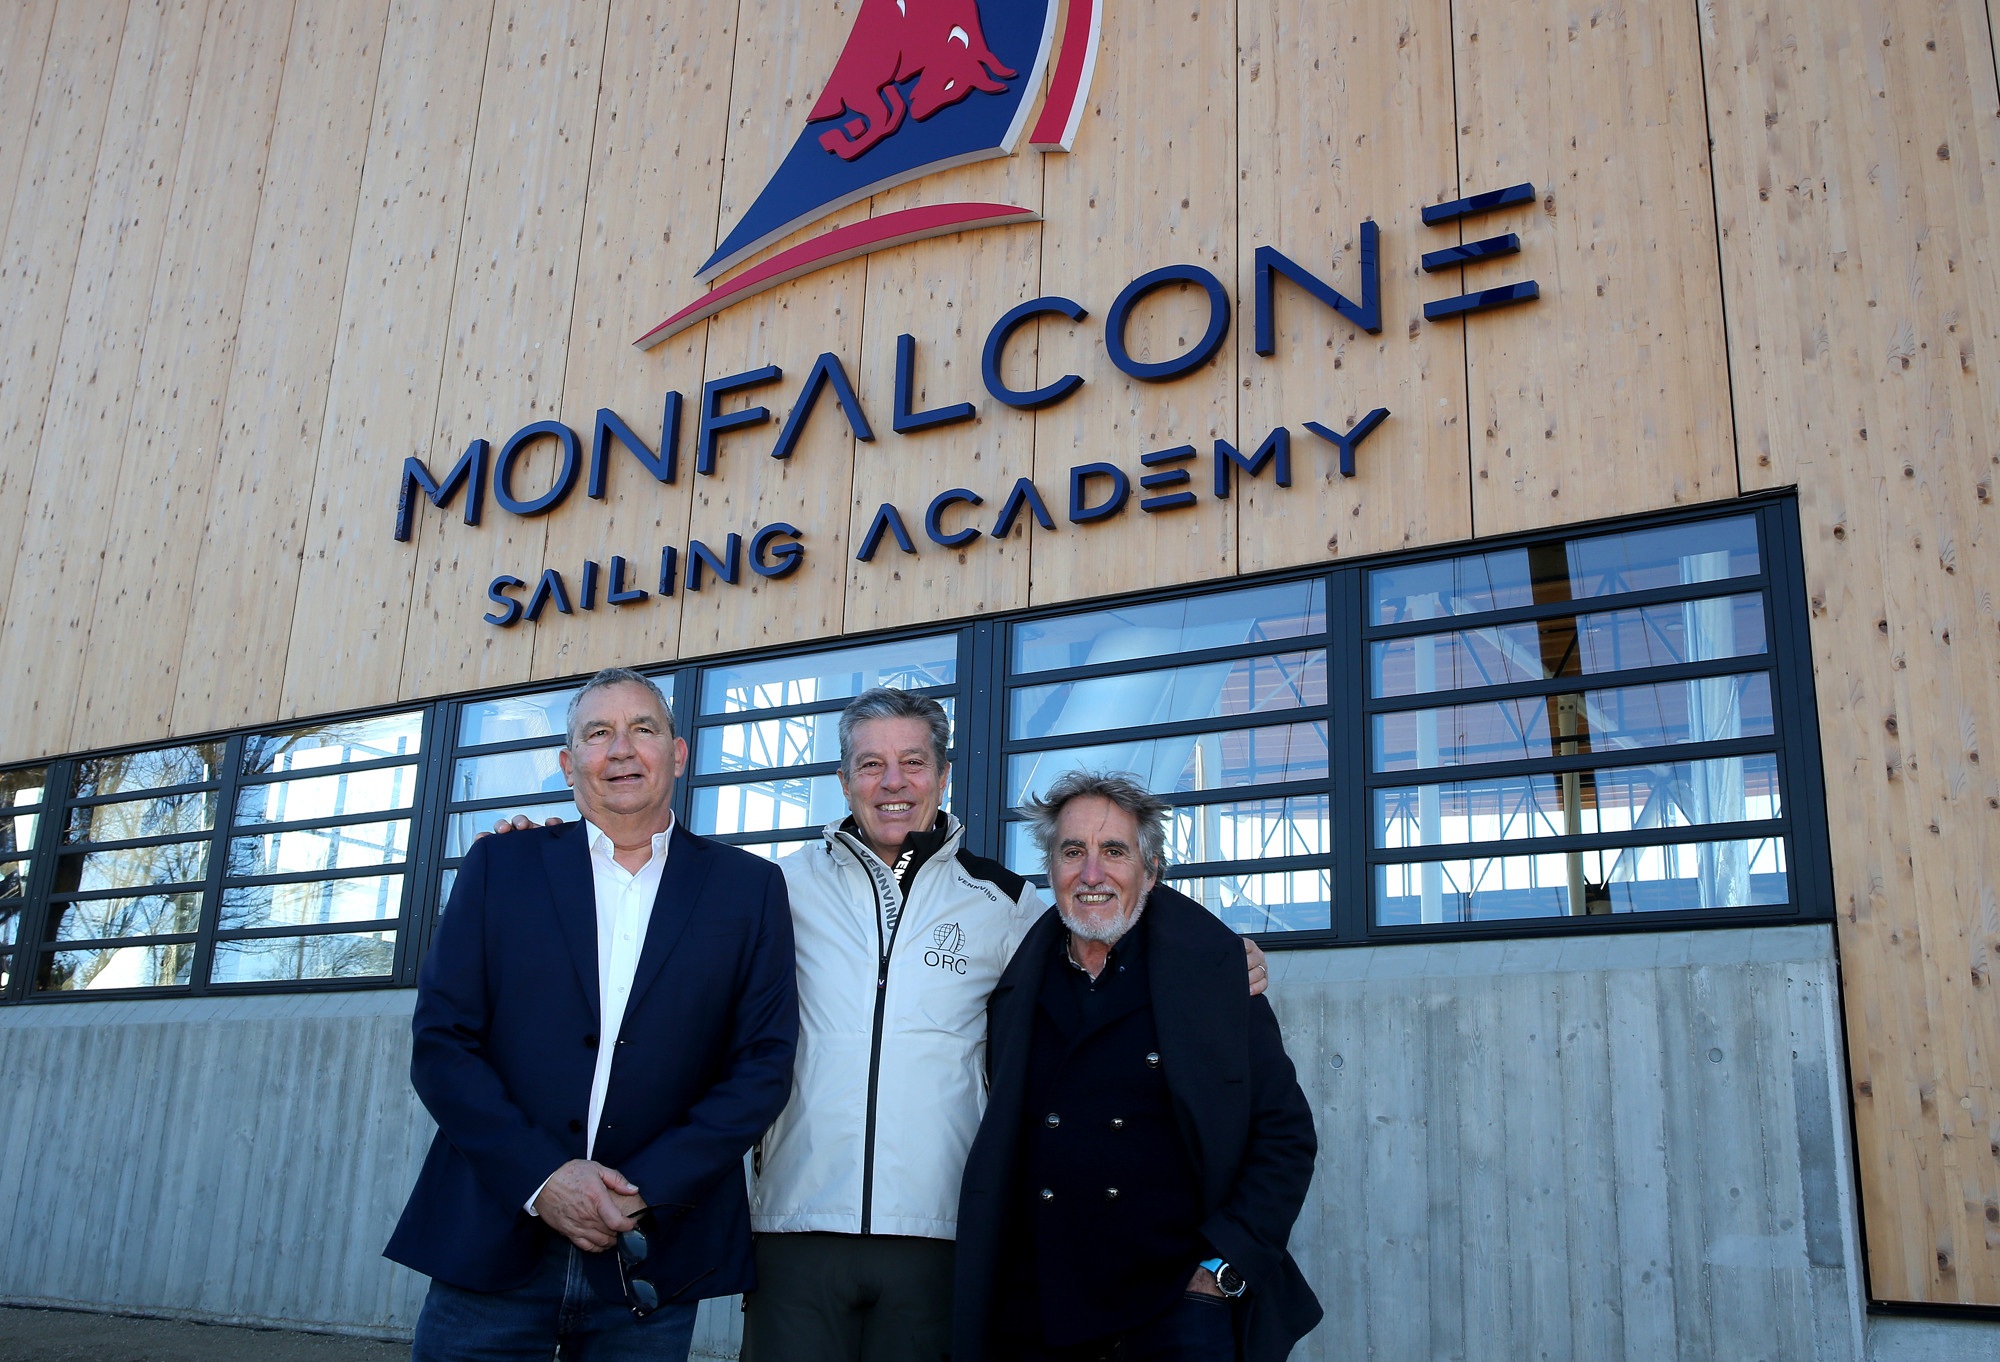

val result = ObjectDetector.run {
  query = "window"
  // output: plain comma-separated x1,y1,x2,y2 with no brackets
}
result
1000,581,1332,932
1363,514,1802,927
1,767,48,992
0,496,1831,1003
685,636,960,861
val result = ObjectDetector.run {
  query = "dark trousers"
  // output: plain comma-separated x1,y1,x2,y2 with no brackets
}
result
410,1237,699,1362
996,1292,1237,1362
741,1231,956,1362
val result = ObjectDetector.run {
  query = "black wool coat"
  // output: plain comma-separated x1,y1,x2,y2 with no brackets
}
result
951,884,1323,1362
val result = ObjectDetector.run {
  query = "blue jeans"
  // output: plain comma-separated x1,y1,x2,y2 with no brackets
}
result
411,1238,700,1362
1000,1292,1237,1362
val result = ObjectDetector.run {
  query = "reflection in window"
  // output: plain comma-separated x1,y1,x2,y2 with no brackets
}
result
1372,675,1773,774
209,931,395,983
1008,722,1328,806
42,942,197,991
1370,514,1759,625
1376,838,1788,924
1012,652,1325,741
701,636,955,714
459,687,580,747
453,748,569,803
64,791,218,844
1375,756,1783,849
48,893,202,941
1012,580,1325,675
71,744,224,800
1168,870,1331,934
242,712,423,776
1370,594,1767,698
229,821,411,876
220,875,404,930
694,775,849,837
235,767,416,825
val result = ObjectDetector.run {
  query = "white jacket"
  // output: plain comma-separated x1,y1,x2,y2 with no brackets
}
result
753,814,1043,1239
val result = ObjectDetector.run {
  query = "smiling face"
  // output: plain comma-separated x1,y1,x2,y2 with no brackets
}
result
1049,794,1159,946
557,680,686,835
837,715,948,861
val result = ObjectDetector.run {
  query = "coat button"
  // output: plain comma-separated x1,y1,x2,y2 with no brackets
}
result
1145,1052,1161,1068
1104,1187,1120,1201
584,1034,598,1049
1045,1113,1061,1128
1110,1118,1126,1130
1039,1188,1055,1202
568,1119,584,1133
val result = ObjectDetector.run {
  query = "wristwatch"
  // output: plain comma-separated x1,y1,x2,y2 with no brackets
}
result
1198,1256,1247,1298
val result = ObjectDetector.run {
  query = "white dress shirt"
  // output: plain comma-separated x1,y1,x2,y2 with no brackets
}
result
528,815,674,1214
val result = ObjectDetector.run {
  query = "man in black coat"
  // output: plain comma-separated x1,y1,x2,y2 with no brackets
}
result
953,771,1321,1362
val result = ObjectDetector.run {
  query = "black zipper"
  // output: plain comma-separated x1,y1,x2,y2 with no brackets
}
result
850,835,906,1236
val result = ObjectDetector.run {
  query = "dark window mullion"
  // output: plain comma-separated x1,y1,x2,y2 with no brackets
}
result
1763,499,1837,919
64,778,224,809
688,683,957,733
9,757,69,1001
1330,564,1370,943
191,734,249,993
405,702,453,984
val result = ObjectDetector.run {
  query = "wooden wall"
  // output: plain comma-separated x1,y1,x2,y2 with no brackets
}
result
0,0,1994,1309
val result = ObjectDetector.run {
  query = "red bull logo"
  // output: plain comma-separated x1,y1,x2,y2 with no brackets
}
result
813,0,1019,160
638,0,1103,348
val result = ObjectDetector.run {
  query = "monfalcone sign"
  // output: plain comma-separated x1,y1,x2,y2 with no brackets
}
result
389,0,1540,629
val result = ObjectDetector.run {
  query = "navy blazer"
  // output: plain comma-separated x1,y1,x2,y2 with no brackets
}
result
385,819,798,1304
953,885,1321,1362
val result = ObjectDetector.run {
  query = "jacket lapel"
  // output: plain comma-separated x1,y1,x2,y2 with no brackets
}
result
622,823,709,1022
541,822,601,1018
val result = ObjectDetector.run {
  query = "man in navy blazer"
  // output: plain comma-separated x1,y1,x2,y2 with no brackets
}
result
386,667,798,1362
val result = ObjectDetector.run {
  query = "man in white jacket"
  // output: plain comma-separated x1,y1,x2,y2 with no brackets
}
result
743,689,1268,1362
743,687,1040,1362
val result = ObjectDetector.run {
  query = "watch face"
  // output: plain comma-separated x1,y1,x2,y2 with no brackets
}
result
1216,1265,1246,1297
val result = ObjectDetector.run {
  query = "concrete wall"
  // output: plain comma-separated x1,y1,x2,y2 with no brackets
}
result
0,926,1871,1359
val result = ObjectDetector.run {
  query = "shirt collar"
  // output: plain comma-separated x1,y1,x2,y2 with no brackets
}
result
582,814,675,860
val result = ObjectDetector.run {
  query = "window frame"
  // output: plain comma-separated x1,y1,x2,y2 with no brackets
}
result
0,491,1834,1004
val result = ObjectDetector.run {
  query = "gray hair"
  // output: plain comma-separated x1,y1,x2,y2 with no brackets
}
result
1022,769,1171,879
564,667,675,748
837,687,951,774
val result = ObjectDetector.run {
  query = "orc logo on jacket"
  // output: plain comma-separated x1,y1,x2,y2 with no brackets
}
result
637,0,1104,347
926,921,969,974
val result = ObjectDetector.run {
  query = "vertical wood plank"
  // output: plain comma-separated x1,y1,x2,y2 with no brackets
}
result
1027,0,1237,605
672,0,873,660
1703,0,2000,1304
1454,0,1737,538
396,0,609,699
164,0,390,739
0,2,59,228
47,0,296,753
0,0,131,729
529,0,738,683
845,163,1043,634
1235,0,1470,570
279,0,492,721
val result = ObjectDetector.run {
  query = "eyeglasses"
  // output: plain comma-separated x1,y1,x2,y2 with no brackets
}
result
616,1218,660,1318
614,1203,704,1320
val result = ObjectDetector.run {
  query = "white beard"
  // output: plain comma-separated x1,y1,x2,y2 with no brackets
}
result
1058,898,1145,945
